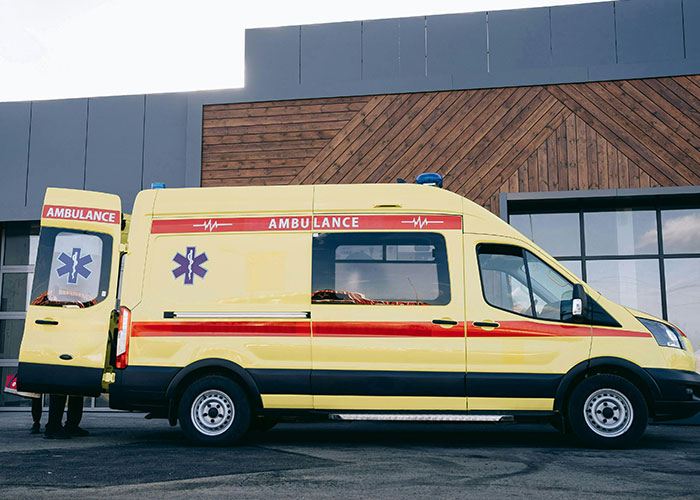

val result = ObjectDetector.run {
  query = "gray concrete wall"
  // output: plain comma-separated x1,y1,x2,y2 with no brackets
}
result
1,0,700,221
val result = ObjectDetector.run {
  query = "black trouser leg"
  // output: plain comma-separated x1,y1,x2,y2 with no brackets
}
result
47,394,67,431
66,396,84,428
31,397,42,425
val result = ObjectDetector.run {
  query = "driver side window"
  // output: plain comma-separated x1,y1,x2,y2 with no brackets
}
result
477,243,574,321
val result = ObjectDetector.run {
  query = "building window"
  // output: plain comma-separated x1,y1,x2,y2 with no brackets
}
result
509,202,700,367
0,222,39,408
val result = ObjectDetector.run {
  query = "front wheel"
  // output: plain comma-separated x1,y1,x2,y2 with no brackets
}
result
178,376,251,446
567,374,648,448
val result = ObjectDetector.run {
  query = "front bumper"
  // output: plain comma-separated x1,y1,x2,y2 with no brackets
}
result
646,368,700,421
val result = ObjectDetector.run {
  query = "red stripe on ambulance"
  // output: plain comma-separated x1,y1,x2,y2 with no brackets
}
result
150,214,462,234
43,204,120,224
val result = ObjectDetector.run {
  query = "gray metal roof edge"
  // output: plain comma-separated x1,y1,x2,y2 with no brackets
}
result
504,185,700,202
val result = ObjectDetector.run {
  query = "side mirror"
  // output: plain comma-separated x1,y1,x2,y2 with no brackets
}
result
572,283,588,321
561,284,588,323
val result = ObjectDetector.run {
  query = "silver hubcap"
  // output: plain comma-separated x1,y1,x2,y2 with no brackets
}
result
191,389,235,436
584,388,633,438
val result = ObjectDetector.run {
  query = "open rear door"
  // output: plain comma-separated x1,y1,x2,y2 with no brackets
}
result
17,188,122,397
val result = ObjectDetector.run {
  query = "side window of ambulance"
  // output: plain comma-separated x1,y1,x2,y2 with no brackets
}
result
30,227,112,308
477,244,574,321
312,232,450,305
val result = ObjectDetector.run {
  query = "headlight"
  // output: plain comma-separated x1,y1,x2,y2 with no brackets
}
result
637,317,685,349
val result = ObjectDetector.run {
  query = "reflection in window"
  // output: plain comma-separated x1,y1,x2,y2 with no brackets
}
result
526,253,574,321
510,213,581,257
3,222,40,266
0,319,25,359
584,211,658,256
664,259,700,354
479,250,533,316
661,209,700,254
0,273,28,312
586,260,662,317
477,244,573,321
560,260,582,279
313,232,449,305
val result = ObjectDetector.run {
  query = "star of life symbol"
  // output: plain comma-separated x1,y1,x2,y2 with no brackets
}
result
401,217,444,229
193,219,232,232
56,248,93,284
172,246,208,285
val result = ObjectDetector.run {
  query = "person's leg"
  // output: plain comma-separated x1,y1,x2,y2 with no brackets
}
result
30,397,42,433
65,396,88,436
44,395,70,439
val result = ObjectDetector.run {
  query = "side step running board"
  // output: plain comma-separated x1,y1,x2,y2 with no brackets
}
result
329,414,515,423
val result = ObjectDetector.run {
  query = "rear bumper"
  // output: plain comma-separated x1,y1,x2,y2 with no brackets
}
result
108,366,179,411
17,362,103,397
646,368,700,421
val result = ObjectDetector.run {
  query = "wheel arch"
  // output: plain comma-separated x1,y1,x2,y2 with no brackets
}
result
165,359,263,425
554,357,662,417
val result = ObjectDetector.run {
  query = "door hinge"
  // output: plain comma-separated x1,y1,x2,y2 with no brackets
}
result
102,372,115,384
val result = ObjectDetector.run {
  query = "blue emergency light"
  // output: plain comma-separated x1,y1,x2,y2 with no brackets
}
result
151,182,166,189
415,173,443,188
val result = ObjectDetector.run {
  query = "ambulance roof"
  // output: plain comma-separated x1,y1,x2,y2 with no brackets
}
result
143,183,521,238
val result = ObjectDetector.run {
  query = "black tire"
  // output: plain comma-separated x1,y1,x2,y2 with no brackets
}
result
178,376,251,446
249,416,278,432
567,374,648,448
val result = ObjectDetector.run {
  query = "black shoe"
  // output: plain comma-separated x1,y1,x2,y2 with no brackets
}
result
30,423,41,434
44,427,71,440
65,425,89,437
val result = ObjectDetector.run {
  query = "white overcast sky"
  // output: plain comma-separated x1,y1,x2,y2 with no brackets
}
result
0,0,600,102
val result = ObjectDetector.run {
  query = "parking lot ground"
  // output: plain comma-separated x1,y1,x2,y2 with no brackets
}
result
1,411,699,500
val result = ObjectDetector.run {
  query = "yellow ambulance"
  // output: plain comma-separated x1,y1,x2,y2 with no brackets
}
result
17,177,700,448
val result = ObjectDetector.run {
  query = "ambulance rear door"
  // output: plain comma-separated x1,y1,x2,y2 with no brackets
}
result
17,188,122,397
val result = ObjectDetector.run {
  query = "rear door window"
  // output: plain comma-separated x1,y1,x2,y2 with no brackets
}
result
30,228,112,308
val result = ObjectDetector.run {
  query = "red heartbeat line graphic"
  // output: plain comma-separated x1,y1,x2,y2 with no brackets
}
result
400,217,444,229
193,220,233,232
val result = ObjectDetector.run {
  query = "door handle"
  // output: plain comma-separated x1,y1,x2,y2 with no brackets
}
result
473,321,500,328
432,319,459,326
35,319,59,326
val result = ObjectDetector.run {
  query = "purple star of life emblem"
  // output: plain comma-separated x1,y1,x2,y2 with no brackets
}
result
56,247,93,284
172,246,208,285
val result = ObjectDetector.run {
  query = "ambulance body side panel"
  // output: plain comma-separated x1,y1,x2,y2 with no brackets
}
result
589,295,688,370
309,226,466,411
464,233,594,411
309,185,467,411
17,188,122,396
114,186,314,410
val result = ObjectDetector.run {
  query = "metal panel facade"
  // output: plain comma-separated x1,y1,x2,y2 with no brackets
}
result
301,22,362,84
0,103,30,213
426,13,486,77
143,93,188,192
551,2,616,66
616,0,685,64
26,99,88,213
84,95,144,212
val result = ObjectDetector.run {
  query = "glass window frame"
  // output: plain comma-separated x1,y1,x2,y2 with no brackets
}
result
476,243,576,323
311,231,451,306
508,201,700,324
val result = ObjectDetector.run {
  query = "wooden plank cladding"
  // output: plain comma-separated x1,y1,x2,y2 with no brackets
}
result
202,76,700,213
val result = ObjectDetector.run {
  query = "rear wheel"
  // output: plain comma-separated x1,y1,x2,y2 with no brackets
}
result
178,376,250,446
567,374,647,448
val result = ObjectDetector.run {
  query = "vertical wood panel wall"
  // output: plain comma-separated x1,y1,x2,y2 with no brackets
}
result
202,76,700,214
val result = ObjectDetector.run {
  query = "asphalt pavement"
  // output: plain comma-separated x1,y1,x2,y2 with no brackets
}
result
1,411,699,499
